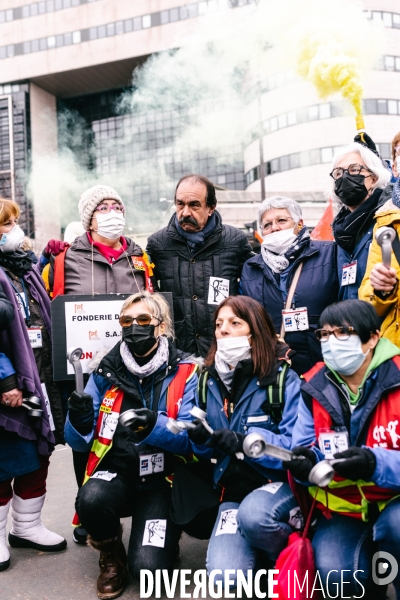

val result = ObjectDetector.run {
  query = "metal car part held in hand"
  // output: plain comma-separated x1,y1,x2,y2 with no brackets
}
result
243,432,295,461
243,433,347,487
21,395,43,417
119,409,139,428
375,226,396,269
189,406,214,434
308,458,347,488
190,406,244,460
66,347,84,394
166,418,197,434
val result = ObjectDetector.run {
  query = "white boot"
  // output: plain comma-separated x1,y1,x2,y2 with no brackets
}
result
8,494,67,552
0,501,11,571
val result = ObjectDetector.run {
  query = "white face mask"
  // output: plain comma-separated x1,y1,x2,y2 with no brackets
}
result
262,227,297,255
0,224,25,253
93,211,125,240
321,334,370,376
215,335,252,368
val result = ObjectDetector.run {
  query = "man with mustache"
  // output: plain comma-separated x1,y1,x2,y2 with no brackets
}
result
147,174,253,356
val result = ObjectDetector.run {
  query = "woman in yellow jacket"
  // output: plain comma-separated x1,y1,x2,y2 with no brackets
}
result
359,158,400,344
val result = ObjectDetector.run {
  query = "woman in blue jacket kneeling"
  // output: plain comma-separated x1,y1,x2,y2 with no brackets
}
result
285,300,400,599
189,296,302,588
65,291,198,599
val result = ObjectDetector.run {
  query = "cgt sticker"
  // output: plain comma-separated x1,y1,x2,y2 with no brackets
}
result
142,519,166,548
215,509,238,536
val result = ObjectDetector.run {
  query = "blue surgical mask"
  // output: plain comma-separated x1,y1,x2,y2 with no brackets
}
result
321,334,370,376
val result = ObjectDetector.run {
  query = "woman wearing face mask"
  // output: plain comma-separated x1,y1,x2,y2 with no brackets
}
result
284,299,400,599
241,196,339,375
65,291,198,598
188,296,302,589
44,184,154,545
331,134,392,302
0,198,66,571
46,184,154,296
359,155,400,346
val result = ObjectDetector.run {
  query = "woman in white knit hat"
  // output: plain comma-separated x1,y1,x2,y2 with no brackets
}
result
42,184,154,545
46,184,154,297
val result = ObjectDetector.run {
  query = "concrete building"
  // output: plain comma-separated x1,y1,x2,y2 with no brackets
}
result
0,0,398,247
244,0,400,199
0,0,256,248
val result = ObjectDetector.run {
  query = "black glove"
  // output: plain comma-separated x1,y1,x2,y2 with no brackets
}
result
333,447,376,481
68,392,94,435
282,446,317,482
206,429,244,456
125,408,157,434
354,132,378,155
188,420,212,445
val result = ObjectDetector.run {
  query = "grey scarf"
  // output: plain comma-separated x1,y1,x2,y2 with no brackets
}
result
120,335,169,378
214,353,235,393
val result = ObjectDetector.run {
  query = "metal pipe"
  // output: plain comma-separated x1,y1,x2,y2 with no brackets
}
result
66,347,84,394
375,226,396,269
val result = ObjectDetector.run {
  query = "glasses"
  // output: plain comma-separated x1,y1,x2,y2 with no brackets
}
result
95,204,124,214
330,164,374,180
119,313,161,328
262,217,294,233
315,326,358,342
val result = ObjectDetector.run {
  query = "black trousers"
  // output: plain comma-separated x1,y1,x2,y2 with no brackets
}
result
75,472,182,579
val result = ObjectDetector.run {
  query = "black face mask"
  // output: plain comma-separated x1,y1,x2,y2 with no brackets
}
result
122,324,158,356
334,171,370,207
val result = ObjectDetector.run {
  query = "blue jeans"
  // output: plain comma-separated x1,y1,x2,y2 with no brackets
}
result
312,497,400,598
206,482,300,588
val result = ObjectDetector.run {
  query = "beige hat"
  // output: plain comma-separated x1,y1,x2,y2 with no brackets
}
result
78,184,124,231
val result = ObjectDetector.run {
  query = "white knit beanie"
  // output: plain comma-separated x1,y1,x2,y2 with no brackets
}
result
78,185,124,231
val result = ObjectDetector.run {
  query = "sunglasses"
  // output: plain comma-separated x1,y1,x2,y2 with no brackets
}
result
119,313,161,328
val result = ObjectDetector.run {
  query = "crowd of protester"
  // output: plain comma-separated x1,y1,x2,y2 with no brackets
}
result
1,130,400,599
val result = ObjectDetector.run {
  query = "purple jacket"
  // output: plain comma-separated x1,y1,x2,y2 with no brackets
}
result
0,266,54,455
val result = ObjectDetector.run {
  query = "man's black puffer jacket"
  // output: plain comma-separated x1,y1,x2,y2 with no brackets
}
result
147,211,253,357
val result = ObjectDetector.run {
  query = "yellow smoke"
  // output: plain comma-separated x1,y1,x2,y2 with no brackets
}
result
291,0,382,118
297,32,364,116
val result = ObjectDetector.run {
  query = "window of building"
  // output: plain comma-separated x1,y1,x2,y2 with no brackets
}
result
385,55,395,70
308,105,319,120
377,99,388,114
142,15,151,28
319,103,331,119
321,147,333,163
388,100,398,115
287,110,297,126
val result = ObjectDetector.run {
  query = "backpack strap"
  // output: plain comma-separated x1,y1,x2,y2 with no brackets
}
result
197,370,209,412
166,363,198,419
52,248,68,298
264,362,290,424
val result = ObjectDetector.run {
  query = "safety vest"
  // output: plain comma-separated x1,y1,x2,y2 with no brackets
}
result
52,247,154,298
72,362,197,526
304,357,400,521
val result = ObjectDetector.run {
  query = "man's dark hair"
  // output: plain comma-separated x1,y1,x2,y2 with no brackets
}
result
319,300,380,344
174,174,217,208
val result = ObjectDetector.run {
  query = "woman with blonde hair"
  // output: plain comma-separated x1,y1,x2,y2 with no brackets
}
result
65,291,198,599
0,198,65,571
